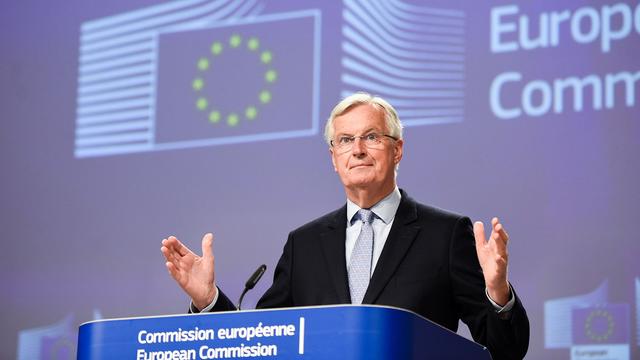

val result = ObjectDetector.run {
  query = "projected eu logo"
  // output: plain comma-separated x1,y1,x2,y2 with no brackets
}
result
154,13,318,147
571,305,630,360
574,306,630,344
17,314,77,360
544,280,609,349
75,0,320,158
544,280,634,360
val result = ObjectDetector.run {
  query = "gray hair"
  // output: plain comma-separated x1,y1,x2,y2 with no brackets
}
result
324,92,403,146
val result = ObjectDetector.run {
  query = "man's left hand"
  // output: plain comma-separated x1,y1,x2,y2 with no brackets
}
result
473,217,510,306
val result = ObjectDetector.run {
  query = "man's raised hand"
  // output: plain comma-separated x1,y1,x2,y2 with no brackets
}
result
161,233,217,310
473,217,510,306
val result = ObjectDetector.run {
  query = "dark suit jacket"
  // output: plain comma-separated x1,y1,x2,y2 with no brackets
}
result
209,190,529,359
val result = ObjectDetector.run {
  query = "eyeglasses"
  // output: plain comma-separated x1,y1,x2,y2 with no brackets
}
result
330,132,398,153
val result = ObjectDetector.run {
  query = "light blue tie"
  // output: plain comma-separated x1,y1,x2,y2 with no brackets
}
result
348,209,375,304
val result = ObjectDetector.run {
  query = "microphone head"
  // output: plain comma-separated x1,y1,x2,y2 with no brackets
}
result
245,264,267,290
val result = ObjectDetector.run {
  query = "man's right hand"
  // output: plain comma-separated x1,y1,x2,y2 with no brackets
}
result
161,233,217,311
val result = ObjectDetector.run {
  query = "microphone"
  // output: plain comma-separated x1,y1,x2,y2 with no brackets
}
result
236,264,267,310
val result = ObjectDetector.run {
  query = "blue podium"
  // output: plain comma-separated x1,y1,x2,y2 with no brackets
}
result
78,305,491,359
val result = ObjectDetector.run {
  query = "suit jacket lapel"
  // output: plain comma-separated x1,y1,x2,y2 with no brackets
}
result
363,191,420,304
319,205,351,304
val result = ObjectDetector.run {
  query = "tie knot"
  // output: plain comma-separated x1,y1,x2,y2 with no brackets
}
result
356,209,375,224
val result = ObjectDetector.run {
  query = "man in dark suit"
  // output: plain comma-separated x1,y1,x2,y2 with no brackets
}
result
161,93,529,359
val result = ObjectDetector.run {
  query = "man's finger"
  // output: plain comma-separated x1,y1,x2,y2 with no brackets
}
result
160,245,171,261
165,261,181,281
491,232,508,257
161,239,185,261
473,221,486,248
490,222,509,258
201,233,214,260
495,223,509,244
161,246,183,269
167,236,190,256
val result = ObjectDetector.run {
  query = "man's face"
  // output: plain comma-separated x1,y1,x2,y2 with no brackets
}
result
330,104,403,193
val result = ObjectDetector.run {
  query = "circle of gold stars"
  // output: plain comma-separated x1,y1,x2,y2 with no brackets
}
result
192,34,277,127
584,309,615,342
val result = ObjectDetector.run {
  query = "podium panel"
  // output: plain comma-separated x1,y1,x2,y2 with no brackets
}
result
78,305,491,359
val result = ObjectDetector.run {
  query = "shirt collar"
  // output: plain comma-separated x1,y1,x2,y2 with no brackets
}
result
347,187,401,225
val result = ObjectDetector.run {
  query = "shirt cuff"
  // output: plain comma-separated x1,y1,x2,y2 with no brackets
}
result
189,287,220,313
485,285,515,313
